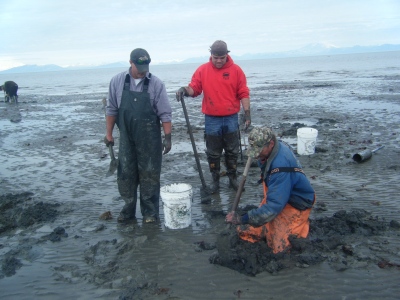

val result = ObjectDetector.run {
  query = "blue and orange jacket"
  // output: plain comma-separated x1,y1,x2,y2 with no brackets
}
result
247,140,315,226
189,55,249,116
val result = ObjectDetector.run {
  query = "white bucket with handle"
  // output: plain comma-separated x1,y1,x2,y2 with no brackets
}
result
161,183,192,229
297,127,318,155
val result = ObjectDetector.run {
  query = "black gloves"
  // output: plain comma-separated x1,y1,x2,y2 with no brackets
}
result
104,136,114,147
244,109,251,131
176,87,188,102
163,133,172,155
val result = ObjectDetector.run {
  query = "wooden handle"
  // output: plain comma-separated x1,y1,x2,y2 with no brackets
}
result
231,156,252,212
108,144,116,160
181,98,207,189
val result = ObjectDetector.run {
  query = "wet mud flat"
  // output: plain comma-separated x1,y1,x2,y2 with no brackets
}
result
1,73,400,299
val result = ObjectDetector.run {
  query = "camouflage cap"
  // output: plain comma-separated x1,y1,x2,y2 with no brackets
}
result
247,127,274,158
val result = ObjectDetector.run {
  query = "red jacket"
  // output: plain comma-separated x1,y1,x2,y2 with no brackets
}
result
189,55,250,116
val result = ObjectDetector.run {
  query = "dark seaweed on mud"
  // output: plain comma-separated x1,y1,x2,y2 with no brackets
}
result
0,192,60,234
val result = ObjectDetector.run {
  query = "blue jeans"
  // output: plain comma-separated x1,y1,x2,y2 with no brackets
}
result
204,114,238,136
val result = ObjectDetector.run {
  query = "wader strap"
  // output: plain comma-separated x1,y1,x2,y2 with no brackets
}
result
258,167,305,184
270,167,305,175
143,73,151,93
123,73,152,92
124,74,130,91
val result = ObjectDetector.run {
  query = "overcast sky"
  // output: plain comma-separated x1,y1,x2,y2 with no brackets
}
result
1,0,399,71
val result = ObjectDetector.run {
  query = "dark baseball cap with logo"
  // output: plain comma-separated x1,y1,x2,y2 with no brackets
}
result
130,48,151,73
210,40,230,56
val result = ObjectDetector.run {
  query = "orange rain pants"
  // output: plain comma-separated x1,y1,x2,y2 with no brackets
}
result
237,183,314,254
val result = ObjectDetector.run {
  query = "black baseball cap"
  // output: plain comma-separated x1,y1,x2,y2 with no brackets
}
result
130,48,151,72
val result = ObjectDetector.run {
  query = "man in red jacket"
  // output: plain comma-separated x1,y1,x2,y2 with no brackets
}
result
176,40,251,194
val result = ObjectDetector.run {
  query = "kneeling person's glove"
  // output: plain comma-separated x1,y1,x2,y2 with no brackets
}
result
225,211,244,225
163,133,172,155
176,87,188,102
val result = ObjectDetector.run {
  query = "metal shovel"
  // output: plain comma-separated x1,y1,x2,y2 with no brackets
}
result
180,98,211,203
352,145,385,163
106,144,119,176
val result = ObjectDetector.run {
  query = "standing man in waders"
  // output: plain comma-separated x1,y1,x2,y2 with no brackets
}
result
105,48,172,224
176,40,251,194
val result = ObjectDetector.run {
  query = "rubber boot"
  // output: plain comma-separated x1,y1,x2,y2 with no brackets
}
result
227,172,239,191
223,131,240,191
205,134,224,194
117,197,137,223
143,216,157,223
208,159,220,194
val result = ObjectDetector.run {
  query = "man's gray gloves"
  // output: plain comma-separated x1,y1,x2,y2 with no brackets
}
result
104,136,114,147
244,109,251,131
163,133,172,155
176,87,188,102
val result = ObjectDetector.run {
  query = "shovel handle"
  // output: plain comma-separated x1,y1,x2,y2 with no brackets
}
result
181,98,207,189
108,144,116,160
231,156,252,212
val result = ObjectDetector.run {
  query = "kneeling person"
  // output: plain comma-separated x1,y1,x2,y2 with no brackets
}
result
226,127,315,253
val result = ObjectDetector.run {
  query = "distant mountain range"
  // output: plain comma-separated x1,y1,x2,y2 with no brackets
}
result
1,43,399,74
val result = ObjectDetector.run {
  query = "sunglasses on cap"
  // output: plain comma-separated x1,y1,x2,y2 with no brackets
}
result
134,56,151,65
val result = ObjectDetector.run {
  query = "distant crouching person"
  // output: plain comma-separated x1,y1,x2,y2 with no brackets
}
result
0,81,18,103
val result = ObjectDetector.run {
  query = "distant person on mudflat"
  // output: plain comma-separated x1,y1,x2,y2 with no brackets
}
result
176,40,251,194
104,48,172,224
225,127,316,254
0,81,18,103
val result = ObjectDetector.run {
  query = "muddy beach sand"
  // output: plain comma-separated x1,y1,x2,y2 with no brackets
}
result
1,67,400,299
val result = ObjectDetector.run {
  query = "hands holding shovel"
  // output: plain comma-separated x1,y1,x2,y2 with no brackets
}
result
176,87,189,101
104,136,118,177
226,211,243,225
104,136,114,147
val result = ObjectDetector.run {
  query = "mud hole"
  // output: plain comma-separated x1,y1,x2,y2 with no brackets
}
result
0,192,61,277
211,208,400,276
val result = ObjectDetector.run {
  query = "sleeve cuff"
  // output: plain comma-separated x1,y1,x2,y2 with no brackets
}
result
241,214,249,224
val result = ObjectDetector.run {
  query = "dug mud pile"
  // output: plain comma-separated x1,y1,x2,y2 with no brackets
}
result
211,208,400,276
0,192,61,277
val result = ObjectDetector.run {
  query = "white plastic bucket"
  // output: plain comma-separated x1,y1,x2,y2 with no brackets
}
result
160,183,192,229
297,127,318,155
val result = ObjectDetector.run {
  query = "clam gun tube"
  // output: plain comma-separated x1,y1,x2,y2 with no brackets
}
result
352,146,385,163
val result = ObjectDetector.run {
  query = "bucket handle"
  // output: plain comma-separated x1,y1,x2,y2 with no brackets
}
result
161,201,190,213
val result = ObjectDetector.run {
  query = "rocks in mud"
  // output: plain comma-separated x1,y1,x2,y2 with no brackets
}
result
194,240,216,252
211,209,400,276
390,220,400,229
99,211,113,220
41,226,68,242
